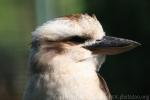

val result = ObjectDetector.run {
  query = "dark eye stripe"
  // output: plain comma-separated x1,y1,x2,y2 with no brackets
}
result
31,36,90,48
68,36,89,43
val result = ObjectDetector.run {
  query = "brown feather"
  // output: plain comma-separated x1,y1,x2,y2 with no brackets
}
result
97,73,112,100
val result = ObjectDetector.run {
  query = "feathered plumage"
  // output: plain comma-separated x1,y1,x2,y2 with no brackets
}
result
23,14,140,100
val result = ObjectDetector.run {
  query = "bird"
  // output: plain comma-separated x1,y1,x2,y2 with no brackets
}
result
23,14,140,100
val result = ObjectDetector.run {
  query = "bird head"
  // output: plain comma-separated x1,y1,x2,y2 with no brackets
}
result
31,14,140,73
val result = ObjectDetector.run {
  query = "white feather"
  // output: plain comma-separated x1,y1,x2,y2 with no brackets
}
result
32,14,105,41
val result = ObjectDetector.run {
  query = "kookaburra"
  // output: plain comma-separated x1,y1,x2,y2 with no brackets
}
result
23,14,140,100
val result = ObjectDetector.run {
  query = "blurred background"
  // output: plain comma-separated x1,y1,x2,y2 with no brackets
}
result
0,0,149,100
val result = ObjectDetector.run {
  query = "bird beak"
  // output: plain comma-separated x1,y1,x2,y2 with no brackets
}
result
84,36,141,55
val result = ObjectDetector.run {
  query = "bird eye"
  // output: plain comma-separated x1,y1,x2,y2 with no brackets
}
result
68,36,89,43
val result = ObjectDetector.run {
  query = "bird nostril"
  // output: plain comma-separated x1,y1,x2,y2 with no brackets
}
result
96,40,101,41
